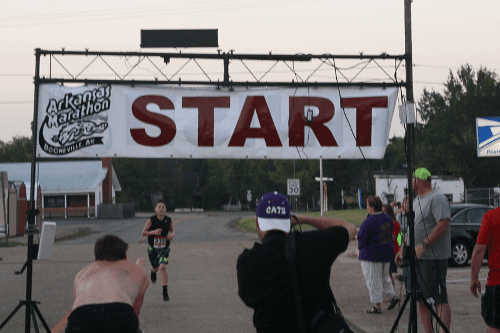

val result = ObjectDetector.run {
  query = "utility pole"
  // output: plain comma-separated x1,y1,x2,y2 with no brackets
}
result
404,0,418,332
320,158,323,216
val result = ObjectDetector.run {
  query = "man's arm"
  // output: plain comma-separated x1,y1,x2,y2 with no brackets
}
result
141,218,161,237
470,243,487,298
395,235,408,266
293,214,356,241
132,272,149,326
415,218,450,259
167,222,175,241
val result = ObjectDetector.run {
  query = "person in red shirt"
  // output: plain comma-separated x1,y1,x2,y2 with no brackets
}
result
470,206,500,332
382,204,401,294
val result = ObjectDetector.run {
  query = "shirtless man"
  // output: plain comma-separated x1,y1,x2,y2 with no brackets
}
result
65,235,149,333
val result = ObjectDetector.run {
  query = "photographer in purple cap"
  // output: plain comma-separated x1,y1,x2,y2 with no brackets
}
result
237,191,356,333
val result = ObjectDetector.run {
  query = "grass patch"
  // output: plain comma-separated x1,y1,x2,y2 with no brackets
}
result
321,209,368,226
0,240,25,248
235,217,259,233
235,208,368,234
54,227,96,242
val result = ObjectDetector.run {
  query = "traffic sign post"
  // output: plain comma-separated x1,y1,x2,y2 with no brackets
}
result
287,179,300,196
247,190,252,209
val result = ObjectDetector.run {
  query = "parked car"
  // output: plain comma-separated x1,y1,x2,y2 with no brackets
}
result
448,203,494,267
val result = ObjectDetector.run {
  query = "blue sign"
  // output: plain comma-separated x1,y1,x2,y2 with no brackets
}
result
477,117,500,157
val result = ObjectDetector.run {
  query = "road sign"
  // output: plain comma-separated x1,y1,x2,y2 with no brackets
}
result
247,190,252,202
477,117,500,157
287,179,300,196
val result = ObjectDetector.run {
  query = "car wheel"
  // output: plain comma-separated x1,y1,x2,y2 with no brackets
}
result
449,240,470,267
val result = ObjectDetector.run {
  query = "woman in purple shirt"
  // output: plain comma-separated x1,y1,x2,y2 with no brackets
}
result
358,196,399,313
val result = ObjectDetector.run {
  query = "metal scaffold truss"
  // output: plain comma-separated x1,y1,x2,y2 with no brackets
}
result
37,49,408,89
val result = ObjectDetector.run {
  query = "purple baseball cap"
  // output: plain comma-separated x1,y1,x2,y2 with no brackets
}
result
256,191,291,233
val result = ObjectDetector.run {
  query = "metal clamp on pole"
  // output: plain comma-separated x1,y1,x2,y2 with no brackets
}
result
26,209,40,235
398,102,416,124
25,225,40,236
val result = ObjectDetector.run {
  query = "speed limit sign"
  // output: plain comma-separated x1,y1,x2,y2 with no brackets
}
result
287,179,300,196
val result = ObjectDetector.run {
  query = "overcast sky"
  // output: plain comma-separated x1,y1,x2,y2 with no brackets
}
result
1,0,499,143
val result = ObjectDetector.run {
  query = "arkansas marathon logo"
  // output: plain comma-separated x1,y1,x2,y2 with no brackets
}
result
39,85,111,155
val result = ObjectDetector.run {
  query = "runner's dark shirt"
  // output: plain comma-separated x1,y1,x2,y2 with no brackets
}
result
147,214,172,249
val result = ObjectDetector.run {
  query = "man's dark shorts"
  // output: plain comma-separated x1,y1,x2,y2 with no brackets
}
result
65,302,138,333
148,246,170,268
482,285,500,329
416,259,448,305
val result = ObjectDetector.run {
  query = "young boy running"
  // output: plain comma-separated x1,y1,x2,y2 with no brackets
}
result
141,199,175,301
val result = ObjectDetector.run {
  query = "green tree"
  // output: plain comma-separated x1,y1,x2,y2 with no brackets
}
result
270,159,318,210
114,158,207,211
203,159,275,210
382,137,407,170
415,65,500,187
0,135,32,162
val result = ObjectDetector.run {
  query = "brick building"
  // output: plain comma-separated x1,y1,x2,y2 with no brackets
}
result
0,159,120,220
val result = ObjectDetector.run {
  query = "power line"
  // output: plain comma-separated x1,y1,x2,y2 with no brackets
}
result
0,101,33,105
0,0,330,28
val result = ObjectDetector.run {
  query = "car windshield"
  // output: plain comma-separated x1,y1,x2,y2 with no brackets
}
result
450,206,464,217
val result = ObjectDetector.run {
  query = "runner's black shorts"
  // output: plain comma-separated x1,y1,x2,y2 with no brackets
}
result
482,285,500,329
65,302,138,333
148,246,170,268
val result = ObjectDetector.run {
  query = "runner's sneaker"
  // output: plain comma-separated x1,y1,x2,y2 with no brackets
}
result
151,271,157,283
163,286,169,301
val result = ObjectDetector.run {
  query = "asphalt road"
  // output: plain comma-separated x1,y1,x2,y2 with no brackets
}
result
54,212,255,245
0,212,260,333
0,212,490,333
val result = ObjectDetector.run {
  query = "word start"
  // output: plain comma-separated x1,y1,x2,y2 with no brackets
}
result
130,95,388,147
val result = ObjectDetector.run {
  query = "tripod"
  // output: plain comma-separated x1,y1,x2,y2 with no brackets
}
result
0,50,50,333
0,211,50,333
0,300,50,333
390,268,450,333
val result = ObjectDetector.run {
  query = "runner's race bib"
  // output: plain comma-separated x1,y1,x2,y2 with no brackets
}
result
154,236,167,249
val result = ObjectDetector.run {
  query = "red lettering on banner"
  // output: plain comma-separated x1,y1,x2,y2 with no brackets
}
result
228,96,282,147
128,95,389,149
130,95,177,147
183,97,230,147
289,97,338,147
341,96,388,146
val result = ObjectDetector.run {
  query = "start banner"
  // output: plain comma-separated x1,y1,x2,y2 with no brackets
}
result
36,84,397,159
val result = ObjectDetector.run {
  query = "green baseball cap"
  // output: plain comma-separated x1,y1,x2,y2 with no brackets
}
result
413,168,432,181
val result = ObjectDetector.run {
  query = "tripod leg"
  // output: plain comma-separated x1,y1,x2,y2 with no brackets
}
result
15,261,28,275
32,302,51,333
390,294,410,333
30,303,40,333
0,302,23,330
418,294,451,333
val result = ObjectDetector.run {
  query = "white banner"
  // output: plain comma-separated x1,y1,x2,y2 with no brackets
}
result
36,84,397,159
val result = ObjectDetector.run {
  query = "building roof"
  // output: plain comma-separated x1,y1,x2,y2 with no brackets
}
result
373,173,462,181
350,169,463,194
0,161,120,198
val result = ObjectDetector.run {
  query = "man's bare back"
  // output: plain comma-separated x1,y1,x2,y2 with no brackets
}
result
73,259,149,317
